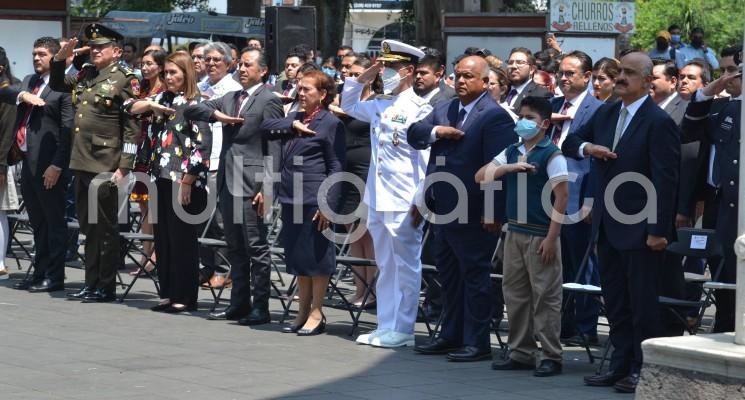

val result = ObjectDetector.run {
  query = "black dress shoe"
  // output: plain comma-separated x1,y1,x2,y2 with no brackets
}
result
491,357,534,370
238,308,271,326
613,373,640,393
163,303,197,314
151,302,172,312
534,360,562,377
13,279,38,290
28,279,64,293
66,286,93,300
297,317,326,336
563,334,599,346
81,289,116,303
414,337,461,355
447,346,492,362
583,370,628,387
281,323,305,333
207,307,244,321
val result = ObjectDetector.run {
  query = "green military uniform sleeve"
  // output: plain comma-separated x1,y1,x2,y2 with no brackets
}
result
118,71,140,170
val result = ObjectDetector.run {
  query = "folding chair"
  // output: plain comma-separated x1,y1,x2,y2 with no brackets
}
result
198,203,233,311
658,228,725,335
117,199,160,302
8,209,36,274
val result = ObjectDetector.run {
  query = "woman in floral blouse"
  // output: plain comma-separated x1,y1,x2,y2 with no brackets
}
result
127,52,212,313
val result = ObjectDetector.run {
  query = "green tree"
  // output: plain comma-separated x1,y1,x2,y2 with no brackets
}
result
632,0,745,56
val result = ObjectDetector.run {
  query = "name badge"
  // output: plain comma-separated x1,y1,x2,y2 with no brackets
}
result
392,114,407,124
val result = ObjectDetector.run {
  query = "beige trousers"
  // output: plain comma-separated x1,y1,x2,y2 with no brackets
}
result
502,230,563,364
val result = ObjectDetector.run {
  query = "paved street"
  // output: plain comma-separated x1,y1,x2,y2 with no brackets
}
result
0,261,625,400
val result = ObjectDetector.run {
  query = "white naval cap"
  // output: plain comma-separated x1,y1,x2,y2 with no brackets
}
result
377,40,425,64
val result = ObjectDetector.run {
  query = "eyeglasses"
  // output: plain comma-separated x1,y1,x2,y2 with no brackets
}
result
204,56,224,64
507,60,530,66
556,70,576,78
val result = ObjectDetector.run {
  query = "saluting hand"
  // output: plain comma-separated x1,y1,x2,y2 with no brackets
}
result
550,113,571,123
510,162,536,173
149,101,175,117
356,62,383,85
292,120,316,136
55,37,78,62
20,92,45,107
435,126,465,140
584,144,617,161
702,72,742,97
213,110,244,125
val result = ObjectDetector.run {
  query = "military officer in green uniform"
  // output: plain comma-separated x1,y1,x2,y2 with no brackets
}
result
49,24,140,302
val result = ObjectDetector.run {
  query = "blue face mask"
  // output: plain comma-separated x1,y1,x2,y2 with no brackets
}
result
671,34,681,44
514,119,541,140
322,66,336,78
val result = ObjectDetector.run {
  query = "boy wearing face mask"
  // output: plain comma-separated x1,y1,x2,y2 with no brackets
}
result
476,96,569,375
341,40,432,348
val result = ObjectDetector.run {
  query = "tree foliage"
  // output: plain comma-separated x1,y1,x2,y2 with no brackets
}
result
631,0,745,54
72,0,213,17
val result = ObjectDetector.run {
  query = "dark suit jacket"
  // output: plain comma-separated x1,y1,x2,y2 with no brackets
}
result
550,93,602,215
408,93,517,226
661,94,698,217
512,80,552,110
260,109,346,210
429,84,457,107
184,85,284,197
0,80,20,173
562,96,680,250
14,74,73,177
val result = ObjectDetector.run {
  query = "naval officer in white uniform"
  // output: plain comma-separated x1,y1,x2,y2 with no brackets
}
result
341,40,432,348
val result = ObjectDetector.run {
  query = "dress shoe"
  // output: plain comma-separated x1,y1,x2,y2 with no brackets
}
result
238,308,271,326
281,323,305,333
28,279,64,293
563,334,599,346
151,302,172,312
534,360,562,377
163,303,197,314
414,337,461,355
207,307,244,321
66,286,93,300
297,316,326,336
356,329,390,345
81,289,116,303
491,357,535,370
370,331,415,348
447,346,492,362
13,279,38,290
583,370,628,387
613,373,640,393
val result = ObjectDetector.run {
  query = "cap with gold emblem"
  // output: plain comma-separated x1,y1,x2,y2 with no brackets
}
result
377,40,425,64
85,23,124,45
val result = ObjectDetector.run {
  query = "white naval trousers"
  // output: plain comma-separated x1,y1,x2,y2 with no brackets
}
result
367,209,423,335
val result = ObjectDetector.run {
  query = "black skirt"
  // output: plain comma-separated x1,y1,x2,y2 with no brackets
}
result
280,204,336,276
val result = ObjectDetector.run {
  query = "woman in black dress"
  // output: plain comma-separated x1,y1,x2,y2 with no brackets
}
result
331,53,377,306
261,70,345,335
126,52,212,313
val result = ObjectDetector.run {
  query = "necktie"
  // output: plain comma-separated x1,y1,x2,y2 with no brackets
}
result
234,90,248,116
505,88,518,106
612,107,628,151
552,101,571,144
16,78,43,149
456,108,467,129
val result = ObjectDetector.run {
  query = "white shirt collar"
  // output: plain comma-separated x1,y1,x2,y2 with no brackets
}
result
563,88,588,110
622,94,648,118
420,86,440,102
659,91,678,110
514,79,531,94
459,91,486,113
244,82,263,97
732,94,743,101
39,73,50,84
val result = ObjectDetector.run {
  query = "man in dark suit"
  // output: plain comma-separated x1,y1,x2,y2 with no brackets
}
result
562,52,680,393
680,45,742,333
414,48,456,107
505,47,552,110
185,47,284,326
549,51,603,344
11,37,72,292
409,55,516,362
650,58,689,336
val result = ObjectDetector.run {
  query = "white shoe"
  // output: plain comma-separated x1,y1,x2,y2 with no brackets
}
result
356,329,389,345
0,267,8,280
370,331,415,348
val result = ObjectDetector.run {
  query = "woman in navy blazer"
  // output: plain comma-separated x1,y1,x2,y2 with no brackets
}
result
261,70,346,336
